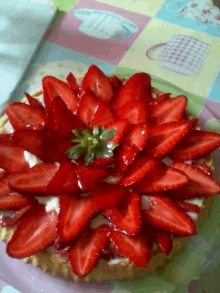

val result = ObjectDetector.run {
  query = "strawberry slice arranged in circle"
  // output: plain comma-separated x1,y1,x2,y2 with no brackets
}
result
153,229,173,255
42,76,78,113
6,204,58,258
170,130,220,161
66,72,79,94
81,65,114,102
116,100,147,125
77,90,99,125
109,75,122,94
145,120,195,158
24,92,46,115
170,162,220,199
112,72,151,110
0,145,29,173
58,194,97,242
149,95,187,125
5,102,46,131
68,225,110,278
104,192,142,235
0,205,33,228
134,163,189,193
175,200,201,214
8,163,59,194
142,195,196,236
106,119,128,144
109,228,152,268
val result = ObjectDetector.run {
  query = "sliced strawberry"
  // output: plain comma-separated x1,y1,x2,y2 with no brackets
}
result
108,228,152,268
66,72,79,94
5,102,45,130
149,96,187,125
0,145,29,173
176,200,201,214
48,96,85,136
76,90,99,125
77,164,109,191
116,100,147,125
115,124,149,175
58,194,96,242
68,225,110,277
170,130,220,161
0,170,7,180
192,162,212,176
6,204,58,258
90,99,117,128
150,93,170,105
8,163,58,194
92,157,116,167
121,155,160,186
91,183,127,211
145,120,195,158
0,205,33,228
170,162,220,199
153,229,173,255
42,76,78,113
106,119,128,144
134,164,188,193
81,65,113,102
0,134,13,146
24,92,45,115
142,195,196,236
0,180,37,209
46,162,79,195
112,73,151,110
109,75,122,94
104,192,142,235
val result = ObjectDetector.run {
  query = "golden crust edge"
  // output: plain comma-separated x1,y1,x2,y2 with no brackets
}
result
0,89,218,282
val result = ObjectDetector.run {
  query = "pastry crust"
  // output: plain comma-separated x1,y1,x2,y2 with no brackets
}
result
0,88,217,282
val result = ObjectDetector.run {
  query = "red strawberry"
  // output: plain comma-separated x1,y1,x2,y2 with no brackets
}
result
42,76,78,113
134,164,188,193
46,162,79,195
90,99,117,128
145,120,195,158
58,194,96,242
149,96,187,125
68,225,110,277
170,130,220,161
116,100,147,125
0,134,13,146
66,72,79,94
76,90,99,125
150,93,170,105
176,200,201,214
48,96,85,136
153,229,173,255
81,65,113,102
0,179,37,209
0,205,33,228
77,164,109,191
104,192,142,235
121,155,160,186
106,119,128,144
24,92,45,115
0,145,29,173
142,195,196,236
115,124,149,175
112,73,151,110
0,170,7,180
192,162,212,176
6,204,58,258
5,102,45,130
109,75,122,94
108,228,152,268
91,183,127,211
8,163,58,194
92,157,116,167
170,162,220,199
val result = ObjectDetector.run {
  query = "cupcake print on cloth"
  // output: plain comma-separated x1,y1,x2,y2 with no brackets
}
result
46,0,151,64
146,34,210,75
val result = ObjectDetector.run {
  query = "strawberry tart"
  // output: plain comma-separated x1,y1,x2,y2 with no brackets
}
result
0,65,220,281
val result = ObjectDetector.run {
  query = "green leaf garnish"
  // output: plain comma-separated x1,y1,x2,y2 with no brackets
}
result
67,125,118,165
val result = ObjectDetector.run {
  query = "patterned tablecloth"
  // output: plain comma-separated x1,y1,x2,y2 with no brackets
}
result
0,0,220,292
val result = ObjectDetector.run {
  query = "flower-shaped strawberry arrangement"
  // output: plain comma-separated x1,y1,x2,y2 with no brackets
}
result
0,65,220,278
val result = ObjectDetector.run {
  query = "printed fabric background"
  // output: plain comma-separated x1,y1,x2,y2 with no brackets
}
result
0,0,220,292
